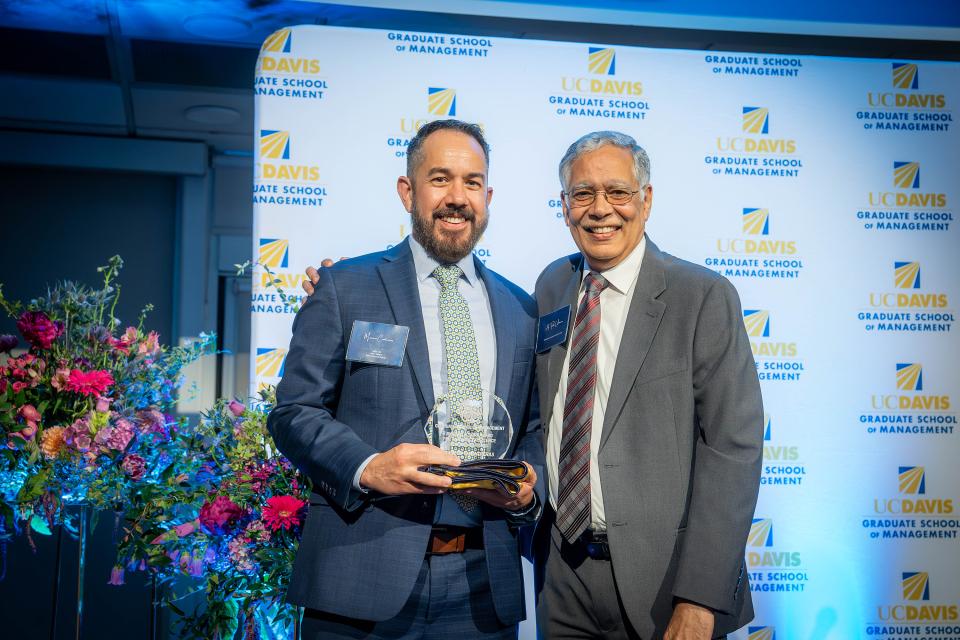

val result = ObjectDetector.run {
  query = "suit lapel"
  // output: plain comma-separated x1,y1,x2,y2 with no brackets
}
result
599,239,666,450
476,259,515,410
377,240,434,410
543,255,584,431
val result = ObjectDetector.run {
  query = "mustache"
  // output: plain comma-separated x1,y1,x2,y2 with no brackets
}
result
432,207,476,222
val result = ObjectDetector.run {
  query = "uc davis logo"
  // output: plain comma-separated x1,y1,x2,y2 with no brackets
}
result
875,570,958,624
742,107,769,134
899,466,926,495
588,47,615,75
893,63,919,90
747,627,775,640
896,363,923,391
258,238,289,268
261,28,292,53
743,310,770,337
902,572,930,601
894,262,920,289
742,208,770,235
763,413,771,441
893,161,920,189
427,88,456,116
260,130,290,160
256,348,288,378
748,518,773,547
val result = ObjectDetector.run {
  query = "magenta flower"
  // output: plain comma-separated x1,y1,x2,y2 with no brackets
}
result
16,311,64,350
199,495,244,534
262,495,307,532
228,400,245,417
121,454,146,480
66,369,114,396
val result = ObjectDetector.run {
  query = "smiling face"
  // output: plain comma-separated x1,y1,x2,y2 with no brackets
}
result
397,129,492,264
562,144,652,271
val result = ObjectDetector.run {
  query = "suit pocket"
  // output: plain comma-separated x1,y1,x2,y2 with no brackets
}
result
634,358,688,387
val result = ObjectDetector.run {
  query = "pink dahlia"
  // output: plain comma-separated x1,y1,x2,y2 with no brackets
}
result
261,495,306,532
199,495,244,534
17,311,64,350
66,369,114,396
121,454,146,480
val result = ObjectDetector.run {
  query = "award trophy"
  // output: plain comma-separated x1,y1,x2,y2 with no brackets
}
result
423,391,529,494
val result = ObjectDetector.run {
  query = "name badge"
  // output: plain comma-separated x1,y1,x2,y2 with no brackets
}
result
536,305,571,353
346,321,410,367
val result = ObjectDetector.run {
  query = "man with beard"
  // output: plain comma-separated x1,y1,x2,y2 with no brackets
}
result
268,119,543,639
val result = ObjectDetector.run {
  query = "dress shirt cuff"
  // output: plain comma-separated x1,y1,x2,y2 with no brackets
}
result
504,493,541,527
345,453,378,512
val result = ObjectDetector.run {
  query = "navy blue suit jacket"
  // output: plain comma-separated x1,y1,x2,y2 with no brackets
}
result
268,239,544,624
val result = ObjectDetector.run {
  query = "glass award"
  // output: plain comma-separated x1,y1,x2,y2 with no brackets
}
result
423,390,513,462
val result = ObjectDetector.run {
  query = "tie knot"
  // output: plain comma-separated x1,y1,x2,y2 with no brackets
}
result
434,264,464,289
584,272,608,295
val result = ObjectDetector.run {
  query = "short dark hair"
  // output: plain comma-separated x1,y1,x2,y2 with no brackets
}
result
406,119,490,177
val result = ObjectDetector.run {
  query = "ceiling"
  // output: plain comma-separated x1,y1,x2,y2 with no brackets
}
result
0,0,957,156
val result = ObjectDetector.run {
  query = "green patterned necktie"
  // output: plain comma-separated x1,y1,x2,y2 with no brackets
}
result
434,264,483,512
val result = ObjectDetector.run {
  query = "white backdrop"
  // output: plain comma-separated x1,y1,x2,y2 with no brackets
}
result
252,25,959,640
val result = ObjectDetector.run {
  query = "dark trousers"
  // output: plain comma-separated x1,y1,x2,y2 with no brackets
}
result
301,549,516,640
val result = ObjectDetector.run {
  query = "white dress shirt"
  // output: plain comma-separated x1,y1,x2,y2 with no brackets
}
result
547,236,646,531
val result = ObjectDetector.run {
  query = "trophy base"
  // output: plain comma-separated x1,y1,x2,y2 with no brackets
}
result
425,459,528,494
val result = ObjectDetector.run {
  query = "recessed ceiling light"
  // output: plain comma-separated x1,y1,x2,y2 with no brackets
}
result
184,105,242,125
182,15,252,40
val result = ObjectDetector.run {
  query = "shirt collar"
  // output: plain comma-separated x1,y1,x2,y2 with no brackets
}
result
409,235,479,287
582,235,646,295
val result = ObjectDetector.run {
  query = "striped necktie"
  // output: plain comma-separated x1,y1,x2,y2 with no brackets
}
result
557,271,608,542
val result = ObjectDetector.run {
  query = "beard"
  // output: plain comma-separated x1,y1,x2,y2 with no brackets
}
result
410,204,488,264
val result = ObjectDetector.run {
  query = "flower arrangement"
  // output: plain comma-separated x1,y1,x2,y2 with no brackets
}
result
0,256,215,538
114,390,309,640
0,256,310,638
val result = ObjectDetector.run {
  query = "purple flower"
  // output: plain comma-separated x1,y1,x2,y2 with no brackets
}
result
199,495,244,534
108,565,125,586
0,334,18,353
136,409,167,435
95,418,135,452
95,396,111,412
121,454,146,480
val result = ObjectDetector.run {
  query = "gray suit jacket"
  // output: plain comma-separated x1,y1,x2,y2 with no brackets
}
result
534,237,763,638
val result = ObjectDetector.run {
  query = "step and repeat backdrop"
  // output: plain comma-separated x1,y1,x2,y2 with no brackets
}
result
252,25,959,640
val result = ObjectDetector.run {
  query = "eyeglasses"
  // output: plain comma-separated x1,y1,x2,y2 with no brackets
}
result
562,188,640,206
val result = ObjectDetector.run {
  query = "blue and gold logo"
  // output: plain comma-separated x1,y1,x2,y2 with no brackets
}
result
894,161,920,189
899,466,926,495
748,627,775,640
892,63,919,90
763,413,771,441
894,262,920,289
258,238,289,268
743,309,771,337
588,47,616,75
427,87,457,116
748,518,774,547
902,572,930,601
259,130,290,160
261,28,292,53
256,347,288,378
742,208,770,235
742,107,769,134
896,363,923,391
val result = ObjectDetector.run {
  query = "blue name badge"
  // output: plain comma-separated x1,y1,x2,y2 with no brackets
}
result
346,321,410,367
536,305,571,353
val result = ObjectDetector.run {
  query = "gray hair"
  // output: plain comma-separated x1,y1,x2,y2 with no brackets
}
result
558,131,650,192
